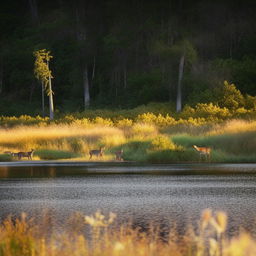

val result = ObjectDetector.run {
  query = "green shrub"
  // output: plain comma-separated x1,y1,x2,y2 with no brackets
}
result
0,154,12,162
147,149,198,163
218,80,245,110
122,140,150,161
36,149,81,160
150,135,180,151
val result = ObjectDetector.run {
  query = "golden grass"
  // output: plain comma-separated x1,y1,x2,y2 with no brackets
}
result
208,119,256,135
0,210,255,256
0,125,125,153
1,118,256,162
0,125,123,144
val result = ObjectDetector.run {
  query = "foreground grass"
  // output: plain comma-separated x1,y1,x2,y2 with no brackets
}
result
1,118,256,163
0,209,255,256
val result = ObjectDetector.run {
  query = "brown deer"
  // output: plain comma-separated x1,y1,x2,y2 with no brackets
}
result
193,145,211,161
11,152,19,158
115,149,123,161
17,149,35,160
89,147,104,159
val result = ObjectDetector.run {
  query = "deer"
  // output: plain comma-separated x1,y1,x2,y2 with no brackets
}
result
193,145,211,162
17,149,35,160
89,147,104,159
11,152,20,158
115,149,123,161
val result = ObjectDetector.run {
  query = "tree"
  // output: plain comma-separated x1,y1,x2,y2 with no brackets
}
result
218,80,245,110
151,39,197,112
173,40,197,112
34,49,54,119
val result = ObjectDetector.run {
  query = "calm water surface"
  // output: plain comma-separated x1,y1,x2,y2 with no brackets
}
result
1,163,256,236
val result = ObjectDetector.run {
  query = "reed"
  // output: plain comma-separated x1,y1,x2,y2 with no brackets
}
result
0,210,255,256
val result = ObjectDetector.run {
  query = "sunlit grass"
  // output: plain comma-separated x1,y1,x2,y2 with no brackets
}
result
1,118,256,162
0,210,255,256
208,119,256,135
0,125,125,156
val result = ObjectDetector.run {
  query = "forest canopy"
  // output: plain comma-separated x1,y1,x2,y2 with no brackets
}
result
0,0,256,115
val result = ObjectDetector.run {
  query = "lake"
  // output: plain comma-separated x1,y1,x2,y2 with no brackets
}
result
1,162,256,236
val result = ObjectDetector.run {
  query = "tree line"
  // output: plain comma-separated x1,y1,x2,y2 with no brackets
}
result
0,0,256,116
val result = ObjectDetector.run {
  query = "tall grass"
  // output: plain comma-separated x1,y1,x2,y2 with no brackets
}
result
0,210,255,256
1,118,256,162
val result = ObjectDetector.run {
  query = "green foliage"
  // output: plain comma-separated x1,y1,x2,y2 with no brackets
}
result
147,149,197,163
150,135,179,151
67,138,86,153
33,49,53,95
0,115,49,127
127,71,168,105
218,81,245,110
181,103,231,120
1,1,256,114
36,149,80,160
245,95,256,110
122,140,150,162
0,154,12,162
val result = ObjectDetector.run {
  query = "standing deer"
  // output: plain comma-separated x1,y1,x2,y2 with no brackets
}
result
193,145,211,161
17,149,35,160
115,149,123,161
89,147,104,159
11,152,20,158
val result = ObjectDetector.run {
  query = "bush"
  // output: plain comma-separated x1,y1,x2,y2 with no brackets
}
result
36,149,81,160
147,149,197,163
0,154,12,162
218,80,245,110
150,135,180,151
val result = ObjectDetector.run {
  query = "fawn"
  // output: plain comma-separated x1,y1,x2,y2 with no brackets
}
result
193,145,211,161
89,147,104,159
115,149,123,161
17,149,35,160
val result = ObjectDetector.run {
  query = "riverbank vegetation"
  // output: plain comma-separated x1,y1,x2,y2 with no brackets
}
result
1,107,256,162
0,209,255,256
1,81,256,162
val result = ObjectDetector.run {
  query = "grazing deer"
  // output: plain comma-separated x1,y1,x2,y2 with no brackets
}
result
17,149,35,160
115,149,123,161
193,145,211,161
89,147,104,159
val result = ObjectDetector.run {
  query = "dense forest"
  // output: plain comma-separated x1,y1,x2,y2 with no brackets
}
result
0,0,256,116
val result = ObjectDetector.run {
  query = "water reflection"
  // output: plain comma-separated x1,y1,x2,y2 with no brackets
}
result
1,163,256,237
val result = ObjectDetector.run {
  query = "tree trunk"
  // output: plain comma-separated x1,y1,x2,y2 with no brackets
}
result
123,64,127,89
0,58,3,95
83,65,90,108
28,0,39,23
92,56,96,81
48,75,54,120
29,82,35,103
176,54,185,112
41,82,45,117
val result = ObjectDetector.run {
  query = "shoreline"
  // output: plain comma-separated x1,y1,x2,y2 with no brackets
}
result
1,161,256,175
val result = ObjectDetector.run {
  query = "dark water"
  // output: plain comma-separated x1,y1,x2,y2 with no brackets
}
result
1,162,256,236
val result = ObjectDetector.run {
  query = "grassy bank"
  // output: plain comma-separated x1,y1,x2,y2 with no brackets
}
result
1,118,256,162
0,209,255,256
